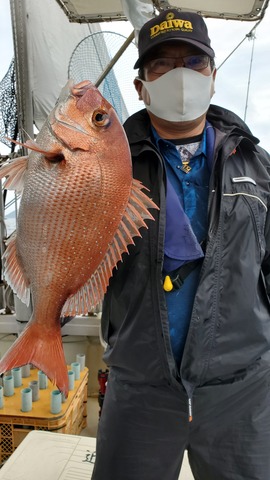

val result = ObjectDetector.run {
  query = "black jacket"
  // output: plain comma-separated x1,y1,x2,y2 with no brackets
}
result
101,105,270,396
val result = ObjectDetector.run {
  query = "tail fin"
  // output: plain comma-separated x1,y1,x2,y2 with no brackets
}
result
0,322,69,397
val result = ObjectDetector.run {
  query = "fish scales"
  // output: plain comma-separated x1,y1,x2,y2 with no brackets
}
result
0,80,157,395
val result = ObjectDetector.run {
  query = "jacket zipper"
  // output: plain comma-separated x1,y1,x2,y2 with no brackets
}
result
139,141,178,381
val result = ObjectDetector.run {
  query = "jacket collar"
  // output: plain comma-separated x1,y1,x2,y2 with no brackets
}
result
123,105,260,147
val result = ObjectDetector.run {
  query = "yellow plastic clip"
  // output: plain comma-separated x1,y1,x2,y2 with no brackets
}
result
163,275,173,292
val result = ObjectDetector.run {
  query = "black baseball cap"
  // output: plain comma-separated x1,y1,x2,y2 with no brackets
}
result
134,9,215,69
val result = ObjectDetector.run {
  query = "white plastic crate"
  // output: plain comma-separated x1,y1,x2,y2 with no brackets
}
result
0,430,96,479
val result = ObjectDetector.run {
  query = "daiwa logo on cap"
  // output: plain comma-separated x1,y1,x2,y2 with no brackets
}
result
150,12,193,38
134,10,215,69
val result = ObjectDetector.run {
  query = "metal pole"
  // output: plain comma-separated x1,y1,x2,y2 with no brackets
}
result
5,0,33,322
10,0,34,147
95,30,135,87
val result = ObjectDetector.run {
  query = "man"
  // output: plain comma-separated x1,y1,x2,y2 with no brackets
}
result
92,9,270,480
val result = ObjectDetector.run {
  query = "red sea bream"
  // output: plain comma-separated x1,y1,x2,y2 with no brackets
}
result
0,80,157,396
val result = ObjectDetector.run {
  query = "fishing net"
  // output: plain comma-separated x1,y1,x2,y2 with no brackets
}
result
0,58,18,151
68,31,141,124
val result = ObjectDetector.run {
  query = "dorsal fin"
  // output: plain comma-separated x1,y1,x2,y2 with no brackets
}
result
61,178,157,316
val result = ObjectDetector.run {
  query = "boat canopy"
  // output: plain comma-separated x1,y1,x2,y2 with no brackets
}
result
55,0,269,22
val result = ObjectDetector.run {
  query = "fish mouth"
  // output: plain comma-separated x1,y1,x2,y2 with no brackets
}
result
71,80,94,98
50,80,96,139
48,79,113,151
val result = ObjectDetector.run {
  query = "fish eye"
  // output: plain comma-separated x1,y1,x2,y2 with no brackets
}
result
92,109,110,127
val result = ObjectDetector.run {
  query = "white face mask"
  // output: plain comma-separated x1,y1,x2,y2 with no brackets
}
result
139,67,214,122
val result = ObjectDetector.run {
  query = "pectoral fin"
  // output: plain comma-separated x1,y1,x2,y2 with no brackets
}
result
0,155,28,191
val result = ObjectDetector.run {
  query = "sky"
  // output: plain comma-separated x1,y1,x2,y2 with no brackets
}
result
0,0,270,152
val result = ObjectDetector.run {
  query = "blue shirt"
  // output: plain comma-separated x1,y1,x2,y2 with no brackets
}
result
152,126,212,367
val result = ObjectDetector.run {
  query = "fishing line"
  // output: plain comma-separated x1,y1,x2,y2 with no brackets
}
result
244,31,256,122
216,20,260,71
216,15,265,121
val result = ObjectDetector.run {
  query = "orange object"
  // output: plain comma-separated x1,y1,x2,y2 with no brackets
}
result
0,80,157,396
